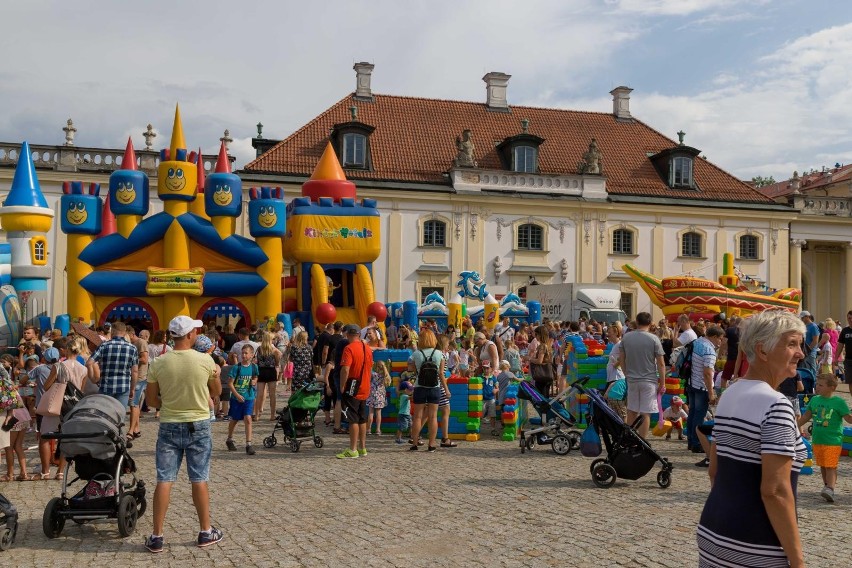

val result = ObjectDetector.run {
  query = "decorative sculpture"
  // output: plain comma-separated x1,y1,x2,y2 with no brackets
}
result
454,129,477,168
577,138,603,175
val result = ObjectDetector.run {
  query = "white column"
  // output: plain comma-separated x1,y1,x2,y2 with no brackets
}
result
845,242,852,311
790,239,806,292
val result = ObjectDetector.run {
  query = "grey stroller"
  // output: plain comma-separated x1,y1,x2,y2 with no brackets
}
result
41,394,146,538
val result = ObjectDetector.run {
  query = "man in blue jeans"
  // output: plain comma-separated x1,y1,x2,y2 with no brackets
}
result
687,326,723,467
144,316,223,553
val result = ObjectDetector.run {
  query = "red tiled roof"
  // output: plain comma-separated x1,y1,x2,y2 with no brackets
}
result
245,93,774,204
758,164,852,199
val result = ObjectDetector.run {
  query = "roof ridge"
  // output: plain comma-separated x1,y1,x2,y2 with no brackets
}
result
371,92,617,117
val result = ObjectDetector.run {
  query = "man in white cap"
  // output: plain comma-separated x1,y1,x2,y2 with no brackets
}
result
144,316,222,553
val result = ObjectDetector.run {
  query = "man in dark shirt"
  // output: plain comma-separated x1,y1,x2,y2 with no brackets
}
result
221,326,239,353
836,311,852,393
721,316,741,386
314,323,333,370
323,322,347,433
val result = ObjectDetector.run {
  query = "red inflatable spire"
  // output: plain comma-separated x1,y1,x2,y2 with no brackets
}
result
122,137,137,171
196,147,205,193
98,194,117,238
214,141,230,173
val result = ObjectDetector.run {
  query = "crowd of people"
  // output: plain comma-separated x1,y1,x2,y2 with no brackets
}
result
1,308,851,563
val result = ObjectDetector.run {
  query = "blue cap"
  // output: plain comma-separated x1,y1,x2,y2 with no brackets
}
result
5,141,49,208
399,381,413,391
44,347,60,363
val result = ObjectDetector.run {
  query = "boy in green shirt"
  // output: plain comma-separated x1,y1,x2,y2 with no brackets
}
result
798,373,852,502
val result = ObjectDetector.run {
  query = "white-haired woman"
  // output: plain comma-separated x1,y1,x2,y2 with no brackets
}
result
697,310,806,568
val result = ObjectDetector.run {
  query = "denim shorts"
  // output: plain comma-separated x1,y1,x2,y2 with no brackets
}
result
397,414,412,433
131,380,147,407
155,420,212,483
101,390,130,410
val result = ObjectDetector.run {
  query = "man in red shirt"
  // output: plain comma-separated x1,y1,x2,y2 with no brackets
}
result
336,324,373,459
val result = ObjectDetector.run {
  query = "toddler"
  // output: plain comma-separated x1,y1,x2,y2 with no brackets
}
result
798,374,852,502
481,363,498,432
367,361,390,435
662,396,688,441
395,381,413,444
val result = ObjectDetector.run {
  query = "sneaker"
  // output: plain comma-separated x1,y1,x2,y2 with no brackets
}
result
695,457,710,467
197,527,224,548
209,410,216,422
821,486,835,503
395,439,406,444
145,534,164,553
246,444,256,456
225,439,237,451
336,449,359,459
358,448,367,457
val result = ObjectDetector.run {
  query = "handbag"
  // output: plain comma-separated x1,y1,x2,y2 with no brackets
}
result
580,420,602,457
37,381,66,417
530,361,554,383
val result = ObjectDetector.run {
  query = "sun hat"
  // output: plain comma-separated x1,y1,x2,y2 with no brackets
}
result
671,396,683,405
194,335,214,353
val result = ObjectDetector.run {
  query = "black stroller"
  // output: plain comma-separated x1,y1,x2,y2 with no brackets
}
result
41,394,146,538
572,377,674,489
263,381,324,452
517,380,582,455
0,494,17,550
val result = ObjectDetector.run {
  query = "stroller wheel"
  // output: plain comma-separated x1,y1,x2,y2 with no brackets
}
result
43,497,66,539
589,458,607,475
117,495,138,537
0,527,13,551
263,436,277,449
551,434,571,456
567,430,582,451
525,436,536,451
290,439,301,453
313,436,324,448
657,470,672,489
591,463,617,488
137,496,147,517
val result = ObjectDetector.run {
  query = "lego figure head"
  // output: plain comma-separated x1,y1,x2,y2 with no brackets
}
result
157,105,198,202
248,187,286,237
60,182,103,235
205,142,241,217
109,139,149,216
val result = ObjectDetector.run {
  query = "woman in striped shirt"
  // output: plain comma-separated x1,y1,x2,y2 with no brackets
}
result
697,309,807,568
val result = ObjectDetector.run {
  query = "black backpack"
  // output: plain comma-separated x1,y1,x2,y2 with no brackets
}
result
417,348,440,388
676,340,696,382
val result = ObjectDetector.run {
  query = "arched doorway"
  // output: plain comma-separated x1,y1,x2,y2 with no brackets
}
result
196,297,252,330
100,298,159,330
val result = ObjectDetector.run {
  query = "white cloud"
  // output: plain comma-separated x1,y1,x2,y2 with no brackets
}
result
605,0,766,16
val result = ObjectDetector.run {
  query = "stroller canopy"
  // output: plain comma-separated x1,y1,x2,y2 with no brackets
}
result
60,394,126,461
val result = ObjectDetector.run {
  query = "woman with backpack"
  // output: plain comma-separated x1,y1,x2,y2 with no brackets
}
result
408,329,446,453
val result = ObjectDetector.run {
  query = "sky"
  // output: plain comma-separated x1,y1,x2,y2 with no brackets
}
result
2,0,851,182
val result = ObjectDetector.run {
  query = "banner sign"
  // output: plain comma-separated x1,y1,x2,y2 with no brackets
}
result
146,267,205,296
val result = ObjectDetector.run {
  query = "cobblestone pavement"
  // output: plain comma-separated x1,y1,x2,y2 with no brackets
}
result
2,398,850,567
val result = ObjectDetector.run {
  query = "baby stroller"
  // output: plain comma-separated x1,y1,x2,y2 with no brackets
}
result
40,395,146,538
572,377,674,489
517,380,582,455
0,494,17,550
263,381,324,452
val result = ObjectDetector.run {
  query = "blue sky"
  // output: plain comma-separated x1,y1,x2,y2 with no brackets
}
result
1,0,851,182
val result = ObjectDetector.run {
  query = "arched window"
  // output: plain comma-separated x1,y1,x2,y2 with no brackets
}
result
513,146,537,173
739,234,759,260
30,236,47,266
612,228,634,255
681,231,702,257
422,219,446,247
517,223,543,250
342,133,366,167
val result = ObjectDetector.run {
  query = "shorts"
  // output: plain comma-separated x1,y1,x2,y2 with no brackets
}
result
813,444,842,469
155,420,212,483
626,381,658,414
219,389,231,402
228,398,255,421
258,366,277,383
412,386,441,405
131,380,147,407
438,384,450,407
483,399,496,418
341,394,367,424
397,414,412,433
101,390,130,410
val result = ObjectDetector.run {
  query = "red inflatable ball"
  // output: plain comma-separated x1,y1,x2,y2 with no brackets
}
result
366,301,387,321
315,303,337,325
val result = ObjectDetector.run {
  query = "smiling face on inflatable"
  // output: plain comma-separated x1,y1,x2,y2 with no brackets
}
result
65,201,88,225
204,171,241,217
258,205,277,228
165,167,186,192
115,181,136,204
157,158,197,202
213,184,233,206
109,169,149,215
248,195,285,237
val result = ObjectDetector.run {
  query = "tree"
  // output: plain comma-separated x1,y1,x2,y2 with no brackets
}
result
750,175,776,188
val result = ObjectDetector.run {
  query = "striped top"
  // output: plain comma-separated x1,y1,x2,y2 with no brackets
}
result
689,337,717,390
697,379,806,568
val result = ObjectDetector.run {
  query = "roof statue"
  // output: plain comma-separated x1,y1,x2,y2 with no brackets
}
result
578,138,603,175
453,129,477,168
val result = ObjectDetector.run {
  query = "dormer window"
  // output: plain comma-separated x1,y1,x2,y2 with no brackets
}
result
513,146,537,173
330,114,375,171
342,133,366,168
670,156,693,188
497,124,544,174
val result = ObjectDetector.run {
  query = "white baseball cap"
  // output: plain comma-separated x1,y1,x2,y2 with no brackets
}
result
168,315,203,337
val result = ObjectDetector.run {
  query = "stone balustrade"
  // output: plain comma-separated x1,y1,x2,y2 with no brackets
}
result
793,195,852,217
0,141,229,175
449,167,607,200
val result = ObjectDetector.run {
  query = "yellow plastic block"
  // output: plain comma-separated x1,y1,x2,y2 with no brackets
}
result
465,433,480,442
469,384,483,391
468,394,483,401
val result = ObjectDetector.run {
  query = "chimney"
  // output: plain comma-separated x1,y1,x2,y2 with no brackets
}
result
353,62,375,101
483,72,511,112
610,86,633,121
